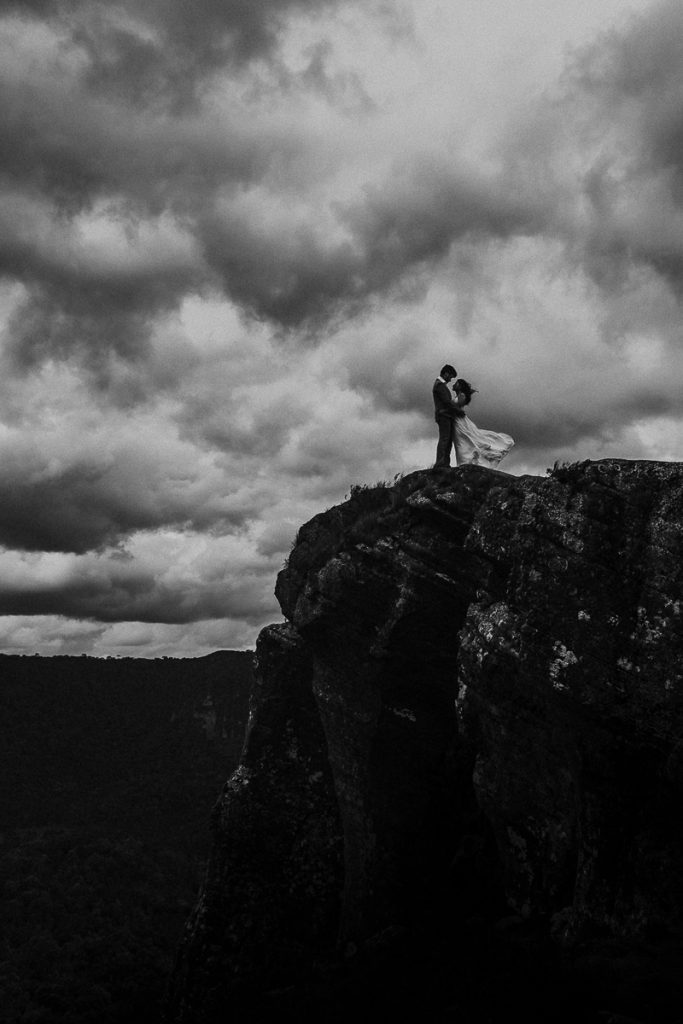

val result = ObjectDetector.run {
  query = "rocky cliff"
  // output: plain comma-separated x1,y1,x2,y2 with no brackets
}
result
166,460,683,1023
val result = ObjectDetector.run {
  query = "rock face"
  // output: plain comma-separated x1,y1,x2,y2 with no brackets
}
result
166,461,683,1022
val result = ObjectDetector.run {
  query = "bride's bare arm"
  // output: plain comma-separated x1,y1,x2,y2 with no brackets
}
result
452,393,466,416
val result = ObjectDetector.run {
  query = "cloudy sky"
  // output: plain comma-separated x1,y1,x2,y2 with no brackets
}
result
1,0,681,658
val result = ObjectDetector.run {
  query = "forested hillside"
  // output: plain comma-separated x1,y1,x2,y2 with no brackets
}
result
0,651,253,1024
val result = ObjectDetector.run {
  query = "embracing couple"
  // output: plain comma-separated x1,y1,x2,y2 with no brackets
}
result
433,364,514,469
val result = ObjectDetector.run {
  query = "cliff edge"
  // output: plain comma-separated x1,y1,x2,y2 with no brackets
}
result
166,460,683,1022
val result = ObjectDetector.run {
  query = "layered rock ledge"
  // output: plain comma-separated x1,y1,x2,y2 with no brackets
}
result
166,460,683,1022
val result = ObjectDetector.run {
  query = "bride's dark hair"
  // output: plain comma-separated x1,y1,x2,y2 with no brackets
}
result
456,378,478,405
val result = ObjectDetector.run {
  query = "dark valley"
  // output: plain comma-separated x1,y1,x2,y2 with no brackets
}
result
0,650,253,1024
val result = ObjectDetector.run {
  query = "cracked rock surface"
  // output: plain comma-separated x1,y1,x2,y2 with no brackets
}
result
167,460,683,1023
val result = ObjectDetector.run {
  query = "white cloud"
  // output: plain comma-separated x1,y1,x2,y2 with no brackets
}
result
0,0,680,656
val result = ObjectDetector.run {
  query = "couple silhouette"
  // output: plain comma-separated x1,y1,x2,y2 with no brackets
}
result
432,364,514,469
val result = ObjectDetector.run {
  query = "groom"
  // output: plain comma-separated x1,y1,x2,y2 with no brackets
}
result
433,364,464,468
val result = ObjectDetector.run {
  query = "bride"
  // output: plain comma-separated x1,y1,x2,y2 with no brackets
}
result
452,378,514,467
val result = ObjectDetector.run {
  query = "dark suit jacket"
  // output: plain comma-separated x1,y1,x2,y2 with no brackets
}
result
433,378,456,422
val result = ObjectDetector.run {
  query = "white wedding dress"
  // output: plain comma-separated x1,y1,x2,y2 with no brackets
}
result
454,408,514,467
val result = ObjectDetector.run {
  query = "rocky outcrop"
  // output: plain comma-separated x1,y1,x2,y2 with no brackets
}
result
166,460,683,1022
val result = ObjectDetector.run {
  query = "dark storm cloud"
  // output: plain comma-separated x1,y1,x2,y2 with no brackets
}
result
0,0,547,368
0,0,544,368
549,0,683,293
0,1,56,12
0,463,160,554
0,77,281,366
0,447,259,554
202,162,540,325
0,568,274,624
4,0,682,375
5,272,197,373
154,0,337,65
0,69,281,215
2,0,343,108
7,0,683,372
0,15,337,369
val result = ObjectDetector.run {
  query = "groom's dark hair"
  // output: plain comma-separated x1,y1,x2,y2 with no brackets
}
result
440,364,457,377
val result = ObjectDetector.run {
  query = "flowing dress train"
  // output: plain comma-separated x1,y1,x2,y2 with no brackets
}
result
454,413,514,467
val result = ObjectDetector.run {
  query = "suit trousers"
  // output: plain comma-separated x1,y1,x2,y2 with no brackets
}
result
435,414,455,467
